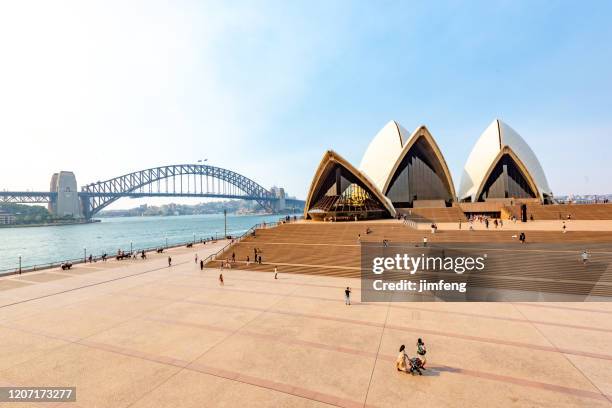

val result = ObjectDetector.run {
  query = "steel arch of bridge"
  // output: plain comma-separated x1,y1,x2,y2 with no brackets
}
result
80,164,275,217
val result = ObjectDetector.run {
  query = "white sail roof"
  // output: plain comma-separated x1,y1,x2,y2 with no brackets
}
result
382,125,456,199
458,119,552,202
359,120,409,192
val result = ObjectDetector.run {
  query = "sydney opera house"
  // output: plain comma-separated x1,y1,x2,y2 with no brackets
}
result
304,119,554,221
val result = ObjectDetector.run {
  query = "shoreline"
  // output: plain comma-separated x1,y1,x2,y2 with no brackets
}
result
97,211,296,219
0,219,101,229
1,211,300,228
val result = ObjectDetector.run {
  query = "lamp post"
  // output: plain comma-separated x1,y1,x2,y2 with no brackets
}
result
18,255,21,275
84,247,86,263
130,241,133,255
224,209,227,239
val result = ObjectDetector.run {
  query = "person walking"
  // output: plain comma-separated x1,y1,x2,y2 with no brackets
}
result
345,287,351,305
195,254,198,263
423,237,428,247
232,252,236,263
562,222,567,234
168,256,172,267
274,266,278,279
200,259,204,270
219,273,224,286
581,250,589,265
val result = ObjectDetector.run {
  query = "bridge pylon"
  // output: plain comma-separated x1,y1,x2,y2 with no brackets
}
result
49,171,83,218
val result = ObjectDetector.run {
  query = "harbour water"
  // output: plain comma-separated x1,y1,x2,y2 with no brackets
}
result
0,213,290,272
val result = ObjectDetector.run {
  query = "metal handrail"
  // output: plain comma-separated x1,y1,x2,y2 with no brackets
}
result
202,215,303,266
0,237,218,277
202,222,275,265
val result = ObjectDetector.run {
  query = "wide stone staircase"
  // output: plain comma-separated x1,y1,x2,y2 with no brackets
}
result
400,206,467,223
206,221,612,297
526,203,612,220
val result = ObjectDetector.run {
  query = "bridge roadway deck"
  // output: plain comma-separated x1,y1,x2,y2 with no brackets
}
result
0,240,611,407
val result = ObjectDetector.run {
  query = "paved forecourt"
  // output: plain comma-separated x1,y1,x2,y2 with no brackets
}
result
0,242,611,407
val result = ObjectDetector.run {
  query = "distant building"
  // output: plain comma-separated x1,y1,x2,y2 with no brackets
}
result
0,210,15,225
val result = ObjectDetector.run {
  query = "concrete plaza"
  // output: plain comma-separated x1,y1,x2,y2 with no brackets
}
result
0,241,611,407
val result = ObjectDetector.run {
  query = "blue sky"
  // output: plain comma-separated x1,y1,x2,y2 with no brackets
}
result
1,1,611,207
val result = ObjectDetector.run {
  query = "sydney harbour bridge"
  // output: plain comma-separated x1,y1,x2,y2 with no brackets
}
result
0,164,304,219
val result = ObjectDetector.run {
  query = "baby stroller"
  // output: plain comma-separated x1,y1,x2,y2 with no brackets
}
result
409,357,424,375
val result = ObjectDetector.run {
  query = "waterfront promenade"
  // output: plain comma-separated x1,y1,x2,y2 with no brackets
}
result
0,240,611,407
0,213,287,273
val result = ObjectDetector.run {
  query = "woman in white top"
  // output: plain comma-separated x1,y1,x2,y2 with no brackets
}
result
396,345,409,372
